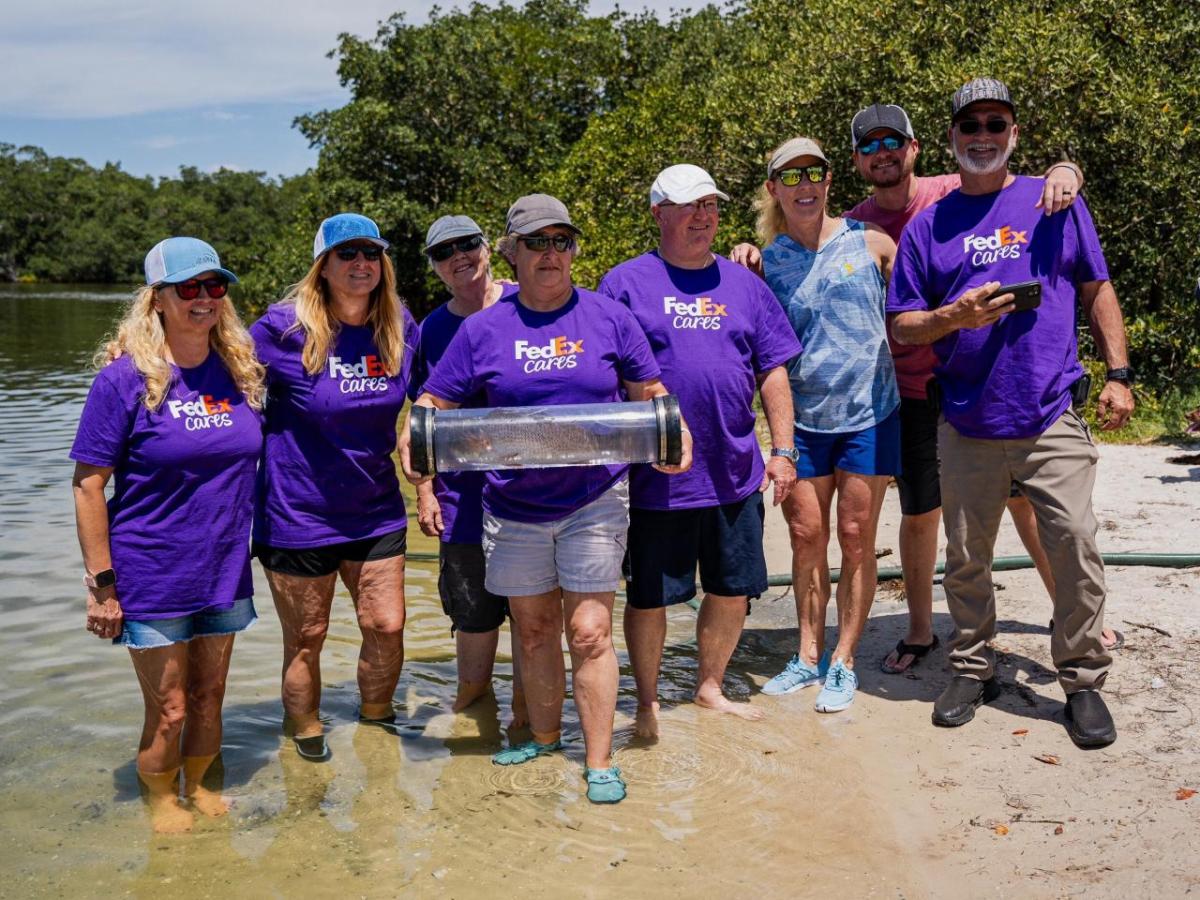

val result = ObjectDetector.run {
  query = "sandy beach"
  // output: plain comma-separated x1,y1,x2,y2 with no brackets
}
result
743,441,1200,897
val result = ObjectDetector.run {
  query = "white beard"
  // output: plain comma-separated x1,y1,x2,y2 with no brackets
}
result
955,131,1016,175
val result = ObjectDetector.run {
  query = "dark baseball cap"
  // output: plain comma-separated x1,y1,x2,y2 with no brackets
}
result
951,78,1015,121
850,104,915,148
504,193,581,236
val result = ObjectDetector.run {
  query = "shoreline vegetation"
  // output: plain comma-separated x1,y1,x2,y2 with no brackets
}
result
2,0,1196,410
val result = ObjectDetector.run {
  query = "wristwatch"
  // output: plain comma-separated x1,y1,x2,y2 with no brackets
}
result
771,447,800,465
1105,366,1136,386
84,568,116,589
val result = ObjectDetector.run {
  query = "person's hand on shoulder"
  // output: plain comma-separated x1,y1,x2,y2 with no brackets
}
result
729,243,764,277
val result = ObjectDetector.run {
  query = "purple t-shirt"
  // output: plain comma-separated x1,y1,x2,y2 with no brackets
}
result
251,302,419,548
599,252,801,510
887,175,1109,439
70,354,263,619
846,175,960,400
409,284,519,543
421,288,661,523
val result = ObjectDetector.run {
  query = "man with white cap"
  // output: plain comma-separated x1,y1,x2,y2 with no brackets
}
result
599,164,801,737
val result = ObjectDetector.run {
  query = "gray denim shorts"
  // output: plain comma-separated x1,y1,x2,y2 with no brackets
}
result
481,479,629,597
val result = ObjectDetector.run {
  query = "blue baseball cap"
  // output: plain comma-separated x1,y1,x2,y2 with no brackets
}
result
144,237,238,286
313,212,390,259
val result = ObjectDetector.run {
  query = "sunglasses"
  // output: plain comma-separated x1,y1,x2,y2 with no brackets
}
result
427,234,484,262
333,244,384,262
517,234,576,252
172,278,229,300
955,118,1011,135
659,198,721,214
857,135,907,155
775,165,828,186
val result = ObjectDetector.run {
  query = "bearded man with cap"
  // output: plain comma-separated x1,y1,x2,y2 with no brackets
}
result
598,164,801,738
888,78,1134,747
843,103,1127,676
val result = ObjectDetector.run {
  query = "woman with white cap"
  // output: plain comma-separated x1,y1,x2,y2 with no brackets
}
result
752,137,900,714
251,213,419,762
403,194,691,804
71,237,265,832
410,214,526,722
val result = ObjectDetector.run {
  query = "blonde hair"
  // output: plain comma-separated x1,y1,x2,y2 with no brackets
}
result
95,285,266,412
755,136,827,245
283,251,407,377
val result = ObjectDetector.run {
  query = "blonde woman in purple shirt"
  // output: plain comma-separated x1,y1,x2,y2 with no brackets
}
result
72,237,265,833
251,214,419,763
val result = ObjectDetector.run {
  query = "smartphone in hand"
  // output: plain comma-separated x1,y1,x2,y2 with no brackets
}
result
988,280,1042,312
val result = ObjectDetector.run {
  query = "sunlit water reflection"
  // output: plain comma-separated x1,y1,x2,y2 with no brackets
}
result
0,285,917,897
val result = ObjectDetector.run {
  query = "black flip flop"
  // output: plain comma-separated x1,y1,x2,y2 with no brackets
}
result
293,733,330,762
881,635,940,674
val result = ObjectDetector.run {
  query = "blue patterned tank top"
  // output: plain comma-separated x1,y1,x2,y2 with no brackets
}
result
762,218,899,433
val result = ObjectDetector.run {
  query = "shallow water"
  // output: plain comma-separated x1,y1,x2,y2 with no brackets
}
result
0,285,918,897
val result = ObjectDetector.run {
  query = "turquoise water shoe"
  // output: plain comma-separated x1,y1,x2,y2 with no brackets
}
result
761,650,831,696
584,766,626,804
491,738,562,766
814,660,858,713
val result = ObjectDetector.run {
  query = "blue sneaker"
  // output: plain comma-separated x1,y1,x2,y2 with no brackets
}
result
814,660,858,713
762,650,831,696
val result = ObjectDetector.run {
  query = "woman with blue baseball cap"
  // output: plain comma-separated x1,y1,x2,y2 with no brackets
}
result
250,213,419,762
71,237,265,832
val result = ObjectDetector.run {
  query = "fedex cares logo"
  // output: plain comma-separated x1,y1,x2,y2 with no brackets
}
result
664,295,726,331
328,355,388,393
963,225,1028,266
514,335,583,373
168,395,233,431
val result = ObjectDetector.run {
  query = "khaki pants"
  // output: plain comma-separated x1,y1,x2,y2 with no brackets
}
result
939,408,1111,693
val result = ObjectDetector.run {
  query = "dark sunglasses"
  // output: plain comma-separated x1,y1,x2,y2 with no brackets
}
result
427,234,484,262
334,244,384,262
956,118,1011,135
517,234,576,252
172,278,228,300
775,165,828,186
857,135,907,155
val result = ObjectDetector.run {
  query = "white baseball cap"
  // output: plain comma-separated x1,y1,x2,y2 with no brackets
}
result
649,164,730,207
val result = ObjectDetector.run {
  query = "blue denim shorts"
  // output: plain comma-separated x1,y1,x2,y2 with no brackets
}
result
114,597,257,650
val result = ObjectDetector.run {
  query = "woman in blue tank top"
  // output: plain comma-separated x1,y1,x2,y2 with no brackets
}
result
753,136,900,714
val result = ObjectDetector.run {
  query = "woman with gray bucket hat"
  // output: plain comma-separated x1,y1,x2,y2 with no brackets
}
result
403,194,692,803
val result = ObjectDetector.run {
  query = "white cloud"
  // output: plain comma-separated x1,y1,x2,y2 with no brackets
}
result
1,0,681,119
139,135,189,150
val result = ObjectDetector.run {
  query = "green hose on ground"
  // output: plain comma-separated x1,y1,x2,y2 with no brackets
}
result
404,551,1200,611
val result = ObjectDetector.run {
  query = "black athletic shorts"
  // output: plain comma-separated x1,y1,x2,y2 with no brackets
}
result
438,542,508,633
625,491,767,610
895,396,941,516
253,527,408,577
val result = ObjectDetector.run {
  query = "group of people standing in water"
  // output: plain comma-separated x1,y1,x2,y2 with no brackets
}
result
73,78,1134,828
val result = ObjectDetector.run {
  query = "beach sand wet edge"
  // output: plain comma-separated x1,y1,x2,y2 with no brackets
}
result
751,441,1200,896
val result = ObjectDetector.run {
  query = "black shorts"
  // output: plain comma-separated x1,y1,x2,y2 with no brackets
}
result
895,396,941,516
438,542,508,633
625,492,768,610
252,527,408,577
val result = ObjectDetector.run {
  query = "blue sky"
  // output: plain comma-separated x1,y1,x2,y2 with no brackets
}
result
1,0,684,180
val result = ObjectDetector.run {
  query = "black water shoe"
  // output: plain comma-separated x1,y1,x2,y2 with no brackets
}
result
932,675,1002,727
1065,690,1117,748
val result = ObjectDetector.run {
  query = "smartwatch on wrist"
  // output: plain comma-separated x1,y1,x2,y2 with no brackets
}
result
771,447,800,465
1105,366,1136,386
84,569,116,589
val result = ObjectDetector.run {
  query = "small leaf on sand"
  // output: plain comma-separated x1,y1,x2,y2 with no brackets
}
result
1012,729,1029,736
1054,825,1064,835
1176,788,1196,800
1033,754,1061,765
994,824,1009,835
